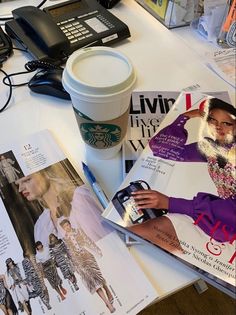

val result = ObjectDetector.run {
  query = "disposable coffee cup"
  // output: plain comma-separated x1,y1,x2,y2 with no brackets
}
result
62,46,136,159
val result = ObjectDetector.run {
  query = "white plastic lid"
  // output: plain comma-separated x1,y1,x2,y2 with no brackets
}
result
62,46,136,97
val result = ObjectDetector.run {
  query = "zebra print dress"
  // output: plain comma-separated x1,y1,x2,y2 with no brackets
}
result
49,239,75,280
36,247,62,291
63,226,106,294
22,257,51,310
0,279,6,305
0,280,17,314
42,259,62,290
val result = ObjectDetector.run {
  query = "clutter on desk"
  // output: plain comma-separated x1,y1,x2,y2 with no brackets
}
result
135,0,202,29
217,0,236,48
192,0,235,48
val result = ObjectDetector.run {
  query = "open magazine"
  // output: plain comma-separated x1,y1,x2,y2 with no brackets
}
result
122,90,231,178
0,130,157,315
103,91,236,298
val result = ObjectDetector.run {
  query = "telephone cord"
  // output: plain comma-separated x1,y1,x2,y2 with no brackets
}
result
0,58,62,112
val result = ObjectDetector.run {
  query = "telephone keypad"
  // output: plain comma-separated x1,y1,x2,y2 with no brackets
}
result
58,20,93,44
57,13,114,45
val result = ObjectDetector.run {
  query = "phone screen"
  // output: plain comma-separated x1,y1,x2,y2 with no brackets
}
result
122,196,144,222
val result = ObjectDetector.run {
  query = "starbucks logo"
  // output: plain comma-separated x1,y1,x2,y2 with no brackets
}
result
80,123,121,149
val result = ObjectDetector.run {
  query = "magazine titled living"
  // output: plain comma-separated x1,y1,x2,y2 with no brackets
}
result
122,90,231,179
103,91,236,298
0,130,157,315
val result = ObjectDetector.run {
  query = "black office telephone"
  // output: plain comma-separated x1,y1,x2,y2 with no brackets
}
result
5,0,130,64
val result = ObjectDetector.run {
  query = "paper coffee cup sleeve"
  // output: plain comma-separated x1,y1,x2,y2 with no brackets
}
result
74,106,130,149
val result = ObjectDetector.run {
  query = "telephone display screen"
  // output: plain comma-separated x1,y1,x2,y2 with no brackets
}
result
85,17,109,33
47,1,89,18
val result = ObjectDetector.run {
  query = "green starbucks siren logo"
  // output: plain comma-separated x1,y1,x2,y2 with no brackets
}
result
80,123,121,149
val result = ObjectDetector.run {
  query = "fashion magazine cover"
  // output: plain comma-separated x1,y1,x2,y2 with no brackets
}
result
103,91,236,298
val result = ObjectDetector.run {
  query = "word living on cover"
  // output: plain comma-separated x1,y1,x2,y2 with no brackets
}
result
128,94,176,151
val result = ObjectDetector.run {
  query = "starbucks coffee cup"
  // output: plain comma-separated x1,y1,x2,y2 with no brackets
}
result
62,46,136,159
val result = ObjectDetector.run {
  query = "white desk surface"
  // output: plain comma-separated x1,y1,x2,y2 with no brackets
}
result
0,0,235,301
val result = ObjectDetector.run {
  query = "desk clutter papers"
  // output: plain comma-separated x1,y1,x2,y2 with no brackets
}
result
192,0,228,43
135,0,201,28
205,48,236,89
0,129,157,315
164,0,198,27
192,0,236,48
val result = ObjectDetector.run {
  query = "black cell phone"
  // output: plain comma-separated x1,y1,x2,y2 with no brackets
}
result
112,180,167,225
0,26,12,64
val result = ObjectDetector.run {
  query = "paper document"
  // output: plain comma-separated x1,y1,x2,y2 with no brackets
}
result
205,48,236,89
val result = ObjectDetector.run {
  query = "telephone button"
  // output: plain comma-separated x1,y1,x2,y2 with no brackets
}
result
88,11,98,15
77,14,88,19
60,20,68,25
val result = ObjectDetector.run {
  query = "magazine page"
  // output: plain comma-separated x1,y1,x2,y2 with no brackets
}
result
122,90,231,179
103,92,236,298
0,130,157,315
122,91,179,178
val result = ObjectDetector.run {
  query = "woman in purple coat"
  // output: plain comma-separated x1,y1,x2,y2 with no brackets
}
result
131,98,236,243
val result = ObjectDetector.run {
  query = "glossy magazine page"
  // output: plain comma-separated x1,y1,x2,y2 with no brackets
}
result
122,90,179,179
122,90,231,179
103,92,236,298
0,130,157,315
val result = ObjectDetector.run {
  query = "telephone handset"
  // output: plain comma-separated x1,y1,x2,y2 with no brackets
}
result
11,6,70,59
5,0,130,64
